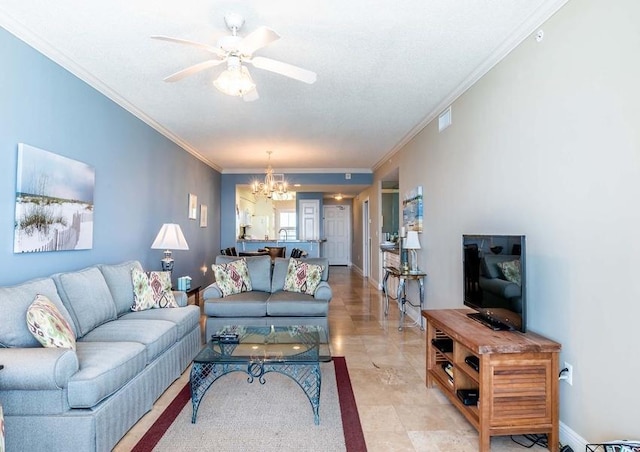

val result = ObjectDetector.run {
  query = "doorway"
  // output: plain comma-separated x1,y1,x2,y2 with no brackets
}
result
362,198,370,278
299,199,320,240
323,205,351,265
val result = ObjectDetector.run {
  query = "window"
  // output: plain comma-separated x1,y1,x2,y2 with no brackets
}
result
278,211,296,239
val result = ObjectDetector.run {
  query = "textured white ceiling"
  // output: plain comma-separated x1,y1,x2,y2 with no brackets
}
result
0,0,566,174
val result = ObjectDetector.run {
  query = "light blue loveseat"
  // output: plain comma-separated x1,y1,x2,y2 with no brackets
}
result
203,255,332,339
0,260,201,452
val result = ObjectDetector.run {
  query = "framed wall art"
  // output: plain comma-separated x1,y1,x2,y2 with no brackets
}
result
200,204,208,228
188,193,198,220
402,185,423,232
14,143,95,253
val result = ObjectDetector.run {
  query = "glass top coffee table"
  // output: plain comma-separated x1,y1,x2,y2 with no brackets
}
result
190,325,331,425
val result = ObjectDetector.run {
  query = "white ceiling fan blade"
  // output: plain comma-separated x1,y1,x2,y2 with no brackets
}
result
250,56,317,84
163,59,225,82
237,26,280,55
243,88,259,102
151,35,226,58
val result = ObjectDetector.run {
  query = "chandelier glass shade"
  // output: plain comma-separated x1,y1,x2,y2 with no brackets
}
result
213,57,255,97
252,151,288,199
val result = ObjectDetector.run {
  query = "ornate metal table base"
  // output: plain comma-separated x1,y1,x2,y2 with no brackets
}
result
190,360,322,425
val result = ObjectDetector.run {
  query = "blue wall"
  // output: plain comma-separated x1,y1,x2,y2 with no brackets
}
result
0,28,221,288
221,173,372,246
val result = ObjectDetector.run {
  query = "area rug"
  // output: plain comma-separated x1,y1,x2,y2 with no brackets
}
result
132,357,366,452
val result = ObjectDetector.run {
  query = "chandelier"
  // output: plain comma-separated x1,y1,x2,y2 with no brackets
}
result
251,151,288,199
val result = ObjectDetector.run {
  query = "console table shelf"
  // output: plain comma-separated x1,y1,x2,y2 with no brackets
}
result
422,309,561,452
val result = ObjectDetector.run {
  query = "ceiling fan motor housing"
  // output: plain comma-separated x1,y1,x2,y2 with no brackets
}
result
224,13,245,34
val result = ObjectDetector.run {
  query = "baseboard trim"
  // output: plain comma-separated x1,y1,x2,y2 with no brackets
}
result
560,421,588,451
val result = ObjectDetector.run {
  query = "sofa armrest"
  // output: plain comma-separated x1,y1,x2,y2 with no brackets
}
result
172,290,188,307
0,348,79,390
313,282,332,302
203,283,223,300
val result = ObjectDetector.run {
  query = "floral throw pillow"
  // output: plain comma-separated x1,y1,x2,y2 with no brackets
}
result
132,267,156,311
283,259,325,295
211,258,252,296
131,268,178,311
497,260,521,285
26,294,76,350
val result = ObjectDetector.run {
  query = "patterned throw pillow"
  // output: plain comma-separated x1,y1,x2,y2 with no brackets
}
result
132,267,155,311
26,294,76,350
497,260,521,285
148,271,179,308
283,259,325,295
211,258,252,296
131,268,178,311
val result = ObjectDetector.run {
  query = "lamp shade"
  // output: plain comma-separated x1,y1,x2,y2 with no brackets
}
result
151,224,189,250
404,230,421,250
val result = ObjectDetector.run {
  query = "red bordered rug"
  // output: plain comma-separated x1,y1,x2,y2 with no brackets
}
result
132,356,366,452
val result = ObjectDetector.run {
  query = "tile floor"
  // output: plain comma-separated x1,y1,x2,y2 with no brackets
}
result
114,266,545,451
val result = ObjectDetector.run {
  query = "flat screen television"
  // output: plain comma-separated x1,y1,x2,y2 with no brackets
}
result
463,234,526,332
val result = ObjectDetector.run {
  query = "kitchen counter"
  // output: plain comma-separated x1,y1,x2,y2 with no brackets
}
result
238,239,327,243
236,239,327,258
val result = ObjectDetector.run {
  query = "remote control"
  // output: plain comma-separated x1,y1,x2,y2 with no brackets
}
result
212,333,239,343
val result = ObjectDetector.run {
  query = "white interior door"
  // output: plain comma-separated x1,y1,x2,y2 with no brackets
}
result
323,205,350,265
299,200,320,240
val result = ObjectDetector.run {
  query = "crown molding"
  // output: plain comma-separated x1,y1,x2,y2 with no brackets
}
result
372,0,570,173
0,12,224,173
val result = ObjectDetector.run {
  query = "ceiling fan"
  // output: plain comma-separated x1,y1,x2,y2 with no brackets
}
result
152,13,317,101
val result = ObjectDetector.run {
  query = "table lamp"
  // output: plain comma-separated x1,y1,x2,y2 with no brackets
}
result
404,230,421,273
151,223,189,272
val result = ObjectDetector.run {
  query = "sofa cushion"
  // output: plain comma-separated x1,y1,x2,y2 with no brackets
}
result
67,341,147,408
212,258,252,296
118,305,200,339
98,260,143,315
215,255,272,292
272,258,330,293
79,319,177,364
0,277,76,348
52,267,117,338
26,294,77,350
283,259,325,295
204,291,269,317
267,291,330,316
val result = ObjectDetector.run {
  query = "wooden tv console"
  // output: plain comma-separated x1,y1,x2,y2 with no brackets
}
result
422,309,561,452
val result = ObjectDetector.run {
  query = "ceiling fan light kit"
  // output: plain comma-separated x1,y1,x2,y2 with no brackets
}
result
213,57,256,97
153,13,316,99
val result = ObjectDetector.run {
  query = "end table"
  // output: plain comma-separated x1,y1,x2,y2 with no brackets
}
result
184,286,201,306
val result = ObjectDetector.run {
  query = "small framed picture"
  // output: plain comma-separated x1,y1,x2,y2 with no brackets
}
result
200,205,208,228
188,193,198,220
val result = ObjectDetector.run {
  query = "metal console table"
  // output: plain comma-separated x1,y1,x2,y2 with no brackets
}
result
383,266,426,330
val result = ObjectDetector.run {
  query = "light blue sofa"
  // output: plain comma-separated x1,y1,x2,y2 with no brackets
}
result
0,261,201,452
203,255,332,339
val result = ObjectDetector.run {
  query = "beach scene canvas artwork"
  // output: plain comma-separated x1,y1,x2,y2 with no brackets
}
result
14,143,95,253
